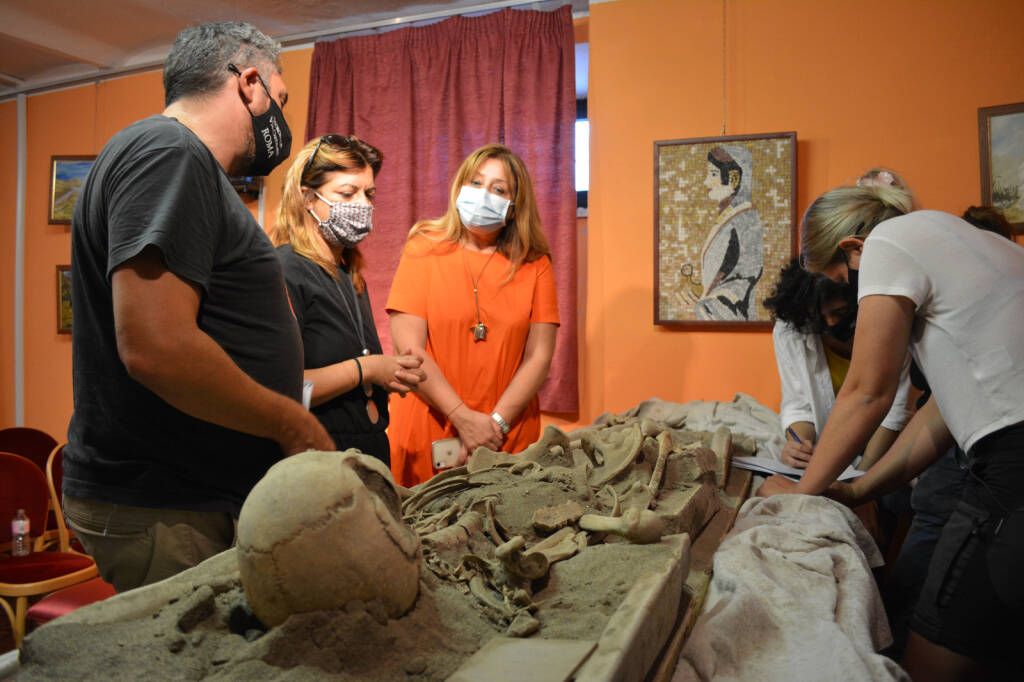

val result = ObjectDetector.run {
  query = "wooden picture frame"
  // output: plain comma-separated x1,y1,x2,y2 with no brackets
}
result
56,265,72,334
978,101,1024,233
49,155,96,224
654,132,797,329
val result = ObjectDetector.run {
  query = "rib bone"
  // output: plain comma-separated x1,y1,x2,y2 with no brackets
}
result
420,511,484,551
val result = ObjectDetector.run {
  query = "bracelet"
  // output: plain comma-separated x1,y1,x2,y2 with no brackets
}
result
491,412,510,435
445,401,464,419
353,357,363,386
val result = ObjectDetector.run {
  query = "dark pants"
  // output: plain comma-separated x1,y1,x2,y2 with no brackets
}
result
881,446,967,660
911,423,1024,663
63,494,235,593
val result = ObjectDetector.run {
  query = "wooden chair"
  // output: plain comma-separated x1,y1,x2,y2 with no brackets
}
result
0,452,97,647
43,444,79,553
24,445,116,634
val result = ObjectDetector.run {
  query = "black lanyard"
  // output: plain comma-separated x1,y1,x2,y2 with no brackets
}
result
332,268,370,357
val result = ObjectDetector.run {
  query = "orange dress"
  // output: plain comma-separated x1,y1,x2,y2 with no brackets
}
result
386,234,560,487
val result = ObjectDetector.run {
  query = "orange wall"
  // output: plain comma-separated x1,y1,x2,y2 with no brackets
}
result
581,0,1024,425
264,49,314,230
3,1,1024,438
0,51,313,437
19,73,165,439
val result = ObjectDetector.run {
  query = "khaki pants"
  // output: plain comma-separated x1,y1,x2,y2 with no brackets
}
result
63,495,235,593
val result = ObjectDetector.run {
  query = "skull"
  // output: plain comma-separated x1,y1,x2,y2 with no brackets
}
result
237,450,421,627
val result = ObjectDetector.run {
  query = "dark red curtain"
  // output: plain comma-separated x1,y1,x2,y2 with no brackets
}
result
306,6,578,412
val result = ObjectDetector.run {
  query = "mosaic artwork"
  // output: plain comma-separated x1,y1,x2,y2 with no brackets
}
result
654,133,796,328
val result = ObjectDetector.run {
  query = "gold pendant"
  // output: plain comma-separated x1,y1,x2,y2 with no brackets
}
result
472,323,487,341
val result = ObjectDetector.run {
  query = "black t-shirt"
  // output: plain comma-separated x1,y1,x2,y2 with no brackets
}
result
276,244,390,463
64,115,304,515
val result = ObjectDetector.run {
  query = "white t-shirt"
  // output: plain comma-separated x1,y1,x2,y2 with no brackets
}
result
859,210,1024,452
773,320,911,438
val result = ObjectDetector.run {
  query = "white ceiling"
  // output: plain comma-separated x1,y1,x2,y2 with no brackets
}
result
0,0,588,100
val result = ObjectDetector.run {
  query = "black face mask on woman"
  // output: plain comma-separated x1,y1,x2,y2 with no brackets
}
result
228,63,292,176
822,279,858,343
846,265,859,292
824,309,857,343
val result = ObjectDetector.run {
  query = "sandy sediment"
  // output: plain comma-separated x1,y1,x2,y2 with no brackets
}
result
16,414,760,680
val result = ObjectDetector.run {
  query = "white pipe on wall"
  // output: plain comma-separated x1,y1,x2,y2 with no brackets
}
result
258,182,266,227
14,93,26,425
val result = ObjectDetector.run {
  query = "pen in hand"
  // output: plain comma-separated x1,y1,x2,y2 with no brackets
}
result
782,426,815,470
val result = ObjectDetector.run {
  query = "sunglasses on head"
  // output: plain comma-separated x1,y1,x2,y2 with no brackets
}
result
302,134,354,180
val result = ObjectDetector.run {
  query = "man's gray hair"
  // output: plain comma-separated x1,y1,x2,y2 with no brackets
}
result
163,22,281,107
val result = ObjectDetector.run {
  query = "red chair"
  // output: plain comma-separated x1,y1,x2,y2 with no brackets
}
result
0,428,58,473
25,577,116,628
0,452,97,647
23,445,117,634
0,428,60,548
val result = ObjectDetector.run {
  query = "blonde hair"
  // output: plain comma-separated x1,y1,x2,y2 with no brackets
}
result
800,185,914,272
269,135,382,292
408,144,550,278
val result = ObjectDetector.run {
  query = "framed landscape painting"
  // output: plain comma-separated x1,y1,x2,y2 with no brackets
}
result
49,156,95,224
57,265,72,334
979,101,1024,233
654,132,797,329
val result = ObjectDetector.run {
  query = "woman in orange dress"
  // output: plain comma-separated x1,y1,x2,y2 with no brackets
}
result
387,144,559,487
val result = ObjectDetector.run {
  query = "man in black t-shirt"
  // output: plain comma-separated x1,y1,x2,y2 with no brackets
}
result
63,22,334,592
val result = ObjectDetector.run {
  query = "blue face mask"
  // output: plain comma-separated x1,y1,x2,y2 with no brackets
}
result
456,185,510,232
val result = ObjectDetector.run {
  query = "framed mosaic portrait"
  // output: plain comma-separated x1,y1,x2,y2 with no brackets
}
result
978,101,1024,233
653,132,797,329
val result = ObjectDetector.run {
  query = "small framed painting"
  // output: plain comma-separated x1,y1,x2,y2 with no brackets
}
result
49,156,95,224
654,132,797,329
979,101,1024,233
56,265,72,334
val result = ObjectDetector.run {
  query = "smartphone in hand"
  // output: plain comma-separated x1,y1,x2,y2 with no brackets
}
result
431,437,461,469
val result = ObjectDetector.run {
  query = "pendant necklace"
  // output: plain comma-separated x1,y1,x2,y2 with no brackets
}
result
331,268,374,405
463,246,497,342
331,269,370,357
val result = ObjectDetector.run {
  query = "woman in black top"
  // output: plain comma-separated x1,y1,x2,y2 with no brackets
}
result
270,135,423,465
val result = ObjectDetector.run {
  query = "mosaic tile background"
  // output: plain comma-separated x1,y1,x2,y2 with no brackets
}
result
656,135,795,323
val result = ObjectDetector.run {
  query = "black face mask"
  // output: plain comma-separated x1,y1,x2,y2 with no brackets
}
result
824,310,857,342
821,278,858,342
229,64,292,176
